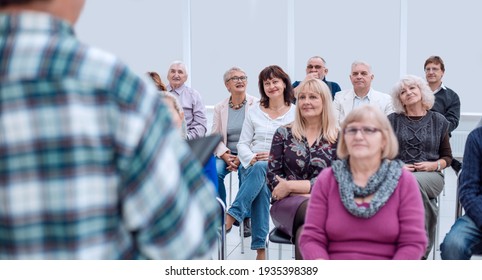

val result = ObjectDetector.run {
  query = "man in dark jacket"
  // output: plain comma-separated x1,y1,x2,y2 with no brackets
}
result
424,55,462,173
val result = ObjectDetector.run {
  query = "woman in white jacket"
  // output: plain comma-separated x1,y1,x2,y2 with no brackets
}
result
225,65,296,260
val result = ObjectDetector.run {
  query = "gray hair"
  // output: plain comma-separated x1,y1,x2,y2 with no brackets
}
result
307,56,327,65
223,66,246,83
390,75,435,114
168,60,188,74
351,60,373,73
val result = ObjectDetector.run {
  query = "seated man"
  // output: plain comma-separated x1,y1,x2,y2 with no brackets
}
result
440,126,482,259
333,60,393,126
292,56,341,101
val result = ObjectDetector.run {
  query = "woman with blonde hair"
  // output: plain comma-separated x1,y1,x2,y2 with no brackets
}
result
300,105,427,259
267,78,338,259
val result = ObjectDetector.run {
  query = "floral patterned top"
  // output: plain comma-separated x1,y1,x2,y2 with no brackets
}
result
267,125,338,192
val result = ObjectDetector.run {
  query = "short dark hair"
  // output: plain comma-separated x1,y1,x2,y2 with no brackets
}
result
258,65,293,108
424,55,445,72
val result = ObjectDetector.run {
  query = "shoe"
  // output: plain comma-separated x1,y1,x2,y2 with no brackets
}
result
242,218,251,238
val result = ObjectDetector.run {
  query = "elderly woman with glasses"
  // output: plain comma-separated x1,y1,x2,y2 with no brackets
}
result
388,74,453,259
300,105,427,260
211,67,259,206
211,67,259,237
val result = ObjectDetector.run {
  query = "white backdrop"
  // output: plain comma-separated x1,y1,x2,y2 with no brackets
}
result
75,0,482,113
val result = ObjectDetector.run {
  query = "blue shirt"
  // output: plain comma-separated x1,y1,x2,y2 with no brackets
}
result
459,126,482,228
0,12,219,259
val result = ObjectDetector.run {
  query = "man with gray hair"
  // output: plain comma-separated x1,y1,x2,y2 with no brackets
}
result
167,61,208,140
292,56,341,100
0,0,219,259
333,60,393,125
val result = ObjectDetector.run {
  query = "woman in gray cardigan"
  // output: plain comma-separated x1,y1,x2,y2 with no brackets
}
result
388,74,452,259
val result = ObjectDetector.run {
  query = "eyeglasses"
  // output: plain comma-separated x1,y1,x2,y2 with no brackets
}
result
227,76,247,82
344,126,381,136
424,67,441,73
306,65,324,70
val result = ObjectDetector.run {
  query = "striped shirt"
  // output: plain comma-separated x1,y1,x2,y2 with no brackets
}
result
0,12,219,259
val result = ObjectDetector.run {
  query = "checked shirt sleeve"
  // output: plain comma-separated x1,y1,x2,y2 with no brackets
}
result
116,77,219,259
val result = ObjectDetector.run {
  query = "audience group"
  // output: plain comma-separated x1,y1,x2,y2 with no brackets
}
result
2,0,479,261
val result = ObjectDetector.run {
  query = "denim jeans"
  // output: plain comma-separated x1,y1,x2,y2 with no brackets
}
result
216,157,235,206
227,161,270,250
440,215,482,259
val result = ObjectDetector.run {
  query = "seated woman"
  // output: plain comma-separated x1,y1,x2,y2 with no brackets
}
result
225,65,296,260
147,71,167,91
300,105,427,260
211,67,259,236
160,91,217,191
388,75,452,259
267,78,338,260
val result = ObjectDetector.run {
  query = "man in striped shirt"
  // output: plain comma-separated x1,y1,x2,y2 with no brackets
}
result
0,0,219,259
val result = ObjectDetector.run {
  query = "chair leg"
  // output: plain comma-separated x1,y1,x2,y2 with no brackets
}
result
240,220,244,254
265,237,270,260
433,194,441,260
229,173,233,206
216,197,226,260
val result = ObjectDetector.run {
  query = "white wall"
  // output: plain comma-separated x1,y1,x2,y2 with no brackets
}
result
75,0,482,113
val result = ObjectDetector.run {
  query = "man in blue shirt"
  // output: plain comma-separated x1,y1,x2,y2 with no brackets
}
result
0,0,219,259
440,126,482,259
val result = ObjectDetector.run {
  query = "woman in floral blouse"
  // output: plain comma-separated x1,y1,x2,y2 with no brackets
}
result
267,78,338,259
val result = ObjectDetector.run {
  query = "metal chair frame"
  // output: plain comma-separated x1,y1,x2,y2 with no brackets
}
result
265,227,294,260
216,197,226,260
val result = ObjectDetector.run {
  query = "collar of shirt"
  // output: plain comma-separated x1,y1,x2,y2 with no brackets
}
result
433,83,447,94
353,88,372,108
167,83,186,96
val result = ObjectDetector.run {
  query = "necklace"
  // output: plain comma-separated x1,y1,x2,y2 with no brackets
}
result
405,113,426,122
229,97,247,110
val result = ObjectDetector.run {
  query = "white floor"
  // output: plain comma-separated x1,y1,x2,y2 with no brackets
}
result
214,166,475,260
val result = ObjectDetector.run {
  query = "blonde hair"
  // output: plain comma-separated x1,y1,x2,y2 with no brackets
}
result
291,78,338,144
160,91,187,138
391,75,434,114
337,105,398,160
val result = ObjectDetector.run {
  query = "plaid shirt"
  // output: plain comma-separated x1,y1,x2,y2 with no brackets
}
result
0,12,219,259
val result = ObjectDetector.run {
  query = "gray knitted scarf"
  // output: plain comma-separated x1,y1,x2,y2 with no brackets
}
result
332,159,404,218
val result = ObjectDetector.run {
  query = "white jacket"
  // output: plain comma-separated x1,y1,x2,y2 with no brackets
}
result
333,88,394,125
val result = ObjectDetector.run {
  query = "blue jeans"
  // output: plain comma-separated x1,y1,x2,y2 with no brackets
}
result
215,157,241,206
227,161,270,250
440,215,482,259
